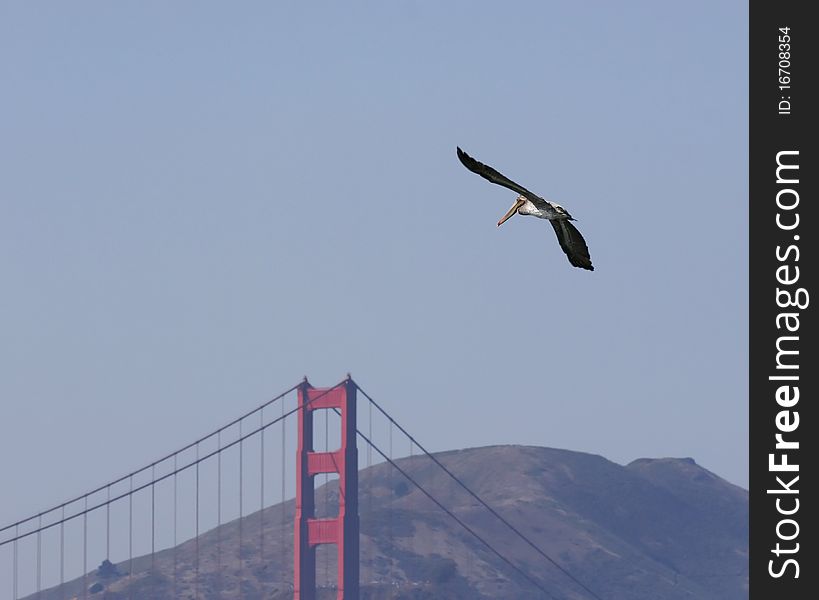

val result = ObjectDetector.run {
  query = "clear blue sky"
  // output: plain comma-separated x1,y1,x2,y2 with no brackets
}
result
1,0,748,532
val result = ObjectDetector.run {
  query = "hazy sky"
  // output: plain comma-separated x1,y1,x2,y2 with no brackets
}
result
1,1,748,533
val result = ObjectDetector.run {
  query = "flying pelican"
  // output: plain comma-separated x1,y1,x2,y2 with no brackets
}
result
457,147,594,271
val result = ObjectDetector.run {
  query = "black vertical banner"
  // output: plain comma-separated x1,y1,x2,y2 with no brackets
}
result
750,2,815,599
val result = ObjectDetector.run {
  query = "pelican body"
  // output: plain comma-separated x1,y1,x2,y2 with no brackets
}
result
500,195,571,223
457,147,594,271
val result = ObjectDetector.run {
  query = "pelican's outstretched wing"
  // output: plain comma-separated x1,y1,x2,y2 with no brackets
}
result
550,219,594,271
456,147,540,200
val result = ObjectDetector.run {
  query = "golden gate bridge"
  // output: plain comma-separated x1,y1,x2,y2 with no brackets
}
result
1,376,602,600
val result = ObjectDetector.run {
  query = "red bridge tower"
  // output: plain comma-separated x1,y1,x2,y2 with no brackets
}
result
294,378,359,599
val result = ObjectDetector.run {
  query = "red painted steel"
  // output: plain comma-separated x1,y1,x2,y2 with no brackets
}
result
308,518,339,545
307,450,342,475
294,378,359,599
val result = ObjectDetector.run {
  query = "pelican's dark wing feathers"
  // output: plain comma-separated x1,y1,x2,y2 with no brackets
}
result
456,147,542,202
550,219,594,271
457,145,594,271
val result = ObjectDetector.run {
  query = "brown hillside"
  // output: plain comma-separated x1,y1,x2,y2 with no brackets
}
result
30,445,748,600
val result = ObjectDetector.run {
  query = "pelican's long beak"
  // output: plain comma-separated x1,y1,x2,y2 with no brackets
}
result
497,197,525,227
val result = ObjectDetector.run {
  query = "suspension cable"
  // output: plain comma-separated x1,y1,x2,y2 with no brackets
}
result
388,420,394,584
1,382,340,548
239,420,244,597
13,524,18,600
347,416,556,599
128,476,133,598
260,406,265,562
281,395,286,555
217,430,222,594
37,515,42,598
83,496,88,600
106,486,111,561
60,506,65,599
195,441,200,598
151,465,156,571
0,382,301,540
355,382,605,600
173,453,178,597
